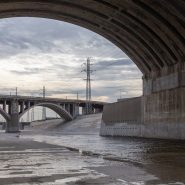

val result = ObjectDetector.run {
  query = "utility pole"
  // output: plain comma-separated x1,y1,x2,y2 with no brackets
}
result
43,86,46,99
77,92,79,100
119,89,122,99
15,87,18,97
82,58,94,114
42,86,46,120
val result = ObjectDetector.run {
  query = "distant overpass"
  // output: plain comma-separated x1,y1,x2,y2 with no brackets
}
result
0,95,106,133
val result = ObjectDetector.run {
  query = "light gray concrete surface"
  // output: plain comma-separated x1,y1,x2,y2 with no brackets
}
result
102,97,142,125
100,121,185,140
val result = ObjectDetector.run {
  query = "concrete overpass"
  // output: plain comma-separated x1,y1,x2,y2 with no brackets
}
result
0,95,105,132
0,1,184,138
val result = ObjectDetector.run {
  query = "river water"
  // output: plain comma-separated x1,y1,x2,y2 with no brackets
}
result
0,114,185,184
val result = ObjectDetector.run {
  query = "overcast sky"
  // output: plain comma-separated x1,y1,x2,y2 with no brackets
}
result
0,17,142,102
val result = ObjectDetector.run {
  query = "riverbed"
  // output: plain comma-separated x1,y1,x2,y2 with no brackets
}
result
0,114,185,184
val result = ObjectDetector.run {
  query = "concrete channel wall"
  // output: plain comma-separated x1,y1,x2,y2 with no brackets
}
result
101,97,142,124
100,97,143,137
100,96,185,140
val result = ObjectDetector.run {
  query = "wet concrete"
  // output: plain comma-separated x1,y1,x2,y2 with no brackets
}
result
0,135,130,184
0,114,185,184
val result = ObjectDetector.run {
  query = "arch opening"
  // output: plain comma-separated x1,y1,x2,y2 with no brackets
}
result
19,103,73,122
0,16,143,102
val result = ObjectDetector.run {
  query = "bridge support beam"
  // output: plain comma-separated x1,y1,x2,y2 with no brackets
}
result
6,101,19,133
6,114,19,133
69,104,79,118
82,107,86,115
20,101,24,113
3,100,6,112
142,64,185,139
74,104,79,117
101,63,185,140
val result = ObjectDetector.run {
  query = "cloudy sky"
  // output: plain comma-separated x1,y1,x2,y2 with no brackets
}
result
0,17,142,102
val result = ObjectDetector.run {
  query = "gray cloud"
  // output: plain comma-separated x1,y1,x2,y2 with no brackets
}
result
0,17,142,102
0,17,126,59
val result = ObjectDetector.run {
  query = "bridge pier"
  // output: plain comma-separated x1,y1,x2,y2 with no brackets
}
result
6,100,20,133
70,104,79,118
6,114,19,133
74,104,79,117
82,107,86,115
101,64,185,140
20,101,25,114
142,64,185,139
3,100,6,112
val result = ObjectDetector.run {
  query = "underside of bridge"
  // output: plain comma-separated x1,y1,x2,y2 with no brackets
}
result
0,0,184,74
0,0,185,138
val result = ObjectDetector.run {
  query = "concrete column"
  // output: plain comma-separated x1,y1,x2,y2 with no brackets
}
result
69,104,73,116
3,100,6,112
82,107,86,115
20,101,24,113
8,103,11,114
66,104,70,113
27,101,31,109
64,104,66,111
61,104,64,108
6,100,19,133
143,72,181,124
2,122,6,130
70,104,78,117
95,108,99,114
74,104,79,117
91,106,95,114
142,64,185,139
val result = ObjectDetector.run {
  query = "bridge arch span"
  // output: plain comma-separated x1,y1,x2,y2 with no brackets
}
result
0,107,11,122
0,0,183,75
19,103,73,122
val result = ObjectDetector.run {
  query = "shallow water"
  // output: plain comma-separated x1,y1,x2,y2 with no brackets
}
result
1,114,185,184
21,128,185,184
23,128,185,163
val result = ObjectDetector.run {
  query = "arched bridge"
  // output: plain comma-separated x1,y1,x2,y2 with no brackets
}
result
0,95,105,132
0,0,183,75
0,1,184,138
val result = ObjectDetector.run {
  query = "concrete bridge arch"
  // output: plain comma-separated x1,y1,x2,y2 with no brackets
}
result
0,107,11,122
0,1,184,138
0,0,183,75
19,102,73,122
